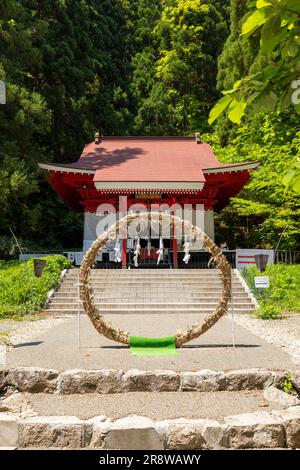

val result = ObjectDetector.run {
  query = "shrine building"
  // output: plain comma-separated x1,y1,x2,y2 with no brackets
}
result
39,134,259,268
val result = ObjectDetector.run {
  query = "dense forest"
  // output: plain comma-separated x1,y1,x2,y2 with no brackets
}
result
0,0,299,256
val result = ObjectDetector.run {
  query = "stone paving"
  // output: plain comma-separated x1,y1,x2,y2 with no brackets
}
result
2,314,297,372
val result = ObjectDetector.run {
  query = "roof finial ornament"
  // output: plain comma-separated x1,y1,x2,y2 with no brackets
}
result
94,132,101,145
195,132,202,144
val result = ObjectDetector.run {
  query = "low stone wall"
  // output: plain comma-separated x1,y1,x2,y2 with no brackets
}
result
1,408,300,449
0,367,288,395
1,367,299,449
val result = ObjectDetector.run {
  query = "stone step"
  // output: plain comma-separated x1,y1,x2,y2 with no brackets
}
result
65,276,235,280
48,300,253,308
56,288,247,295
52,291,251,299
1,369,293,450
45,268,255,316
47,307,255,315
66,270,229,275
61,281,242,288
65,274,232,280
66,269,223,276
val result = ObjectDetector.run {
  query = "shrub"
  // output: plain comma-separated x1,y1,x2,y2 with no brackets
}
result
0,255,73,319
256,303,282,320
242,264,300,319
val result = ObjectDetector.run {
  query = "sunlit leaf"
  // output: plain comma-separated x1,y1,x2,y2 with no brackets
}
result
242,9,274,36
293,174,300,193
208,95,232,125
256,0,271,9
228,100,247,124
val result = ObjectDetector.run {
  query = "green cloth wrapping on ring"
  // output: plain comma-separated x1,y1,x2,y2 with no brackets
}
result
130,336,177,356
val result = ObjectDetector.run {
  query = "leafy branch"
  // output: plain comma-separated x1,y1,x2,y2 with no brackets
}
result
209,0,300,192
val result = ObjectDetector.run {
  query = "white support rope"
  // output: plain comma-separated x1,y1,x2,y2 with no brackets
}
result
77,273,81,351
230,269,236,348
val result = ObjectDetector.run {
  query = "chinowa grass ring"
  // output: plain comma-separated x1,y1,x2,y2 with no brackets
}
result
79,212,232,348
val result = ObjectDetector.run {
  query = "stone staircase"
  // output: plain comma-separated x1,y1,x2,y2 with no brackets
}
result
45,269,256,315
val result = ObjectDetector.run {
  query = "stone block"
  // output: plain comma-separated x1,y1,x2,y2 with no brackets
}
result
272,406,300,449
225,411,285,449
181,370,226,392
59,369,124,394
6,368,59,393
225,369,274,391
264,386,300,409
164,419,217,450
124,370,180,392
103,416,163,450
0,369,7,391
18,416,84,449
87,416,111,448
0,414,18,447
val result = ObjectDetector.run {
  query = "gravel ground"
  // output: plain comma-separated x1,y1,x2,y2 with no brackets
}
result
234,312,300,365
29,390,271,420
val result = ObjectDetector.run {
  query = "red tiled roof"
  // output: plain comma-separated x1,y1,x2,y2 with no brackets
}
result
39,136,259,183
80,137,213,182
38,137,259,211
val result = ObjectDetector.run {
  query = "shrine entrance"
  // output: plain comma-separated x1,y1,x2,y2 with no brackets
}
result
127,238,173,268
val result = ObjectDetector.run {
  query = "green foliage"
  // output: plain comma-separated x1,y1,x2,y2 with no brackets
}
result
131,0,230,134
0,0,299,252
282,375,294,395
205,111,300,249
256,303,282,320
0,255,73,318
0,331,10,345
283,162,300,193
210,0,300,172
242,264,300,320
0,0,133,249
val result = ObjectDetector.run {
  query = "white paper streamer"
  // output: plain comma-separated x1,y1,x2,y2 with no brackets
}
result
133,238,141,267
156,237,164,265
183,236,191,264
114,237,122,263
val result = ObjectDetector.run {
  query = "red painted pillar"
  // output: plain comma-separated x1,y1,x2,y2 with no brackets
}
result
172,226,178,268
122,236,127,268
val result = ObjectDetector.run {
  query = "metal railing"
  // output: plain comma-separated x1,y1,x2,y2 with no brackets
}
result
177,250,236,269
275,250,300,265
127,249,171,268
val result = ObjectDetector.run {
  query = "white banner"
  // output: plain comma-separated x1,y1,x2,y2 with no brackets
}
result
236,249,274,270
255,276,270,288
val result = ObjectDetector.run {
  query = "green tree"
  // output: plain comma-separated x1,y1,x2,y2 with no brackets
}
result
206,112,300,249
132,0,230,134
209,0,300,126
0,0,134,250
